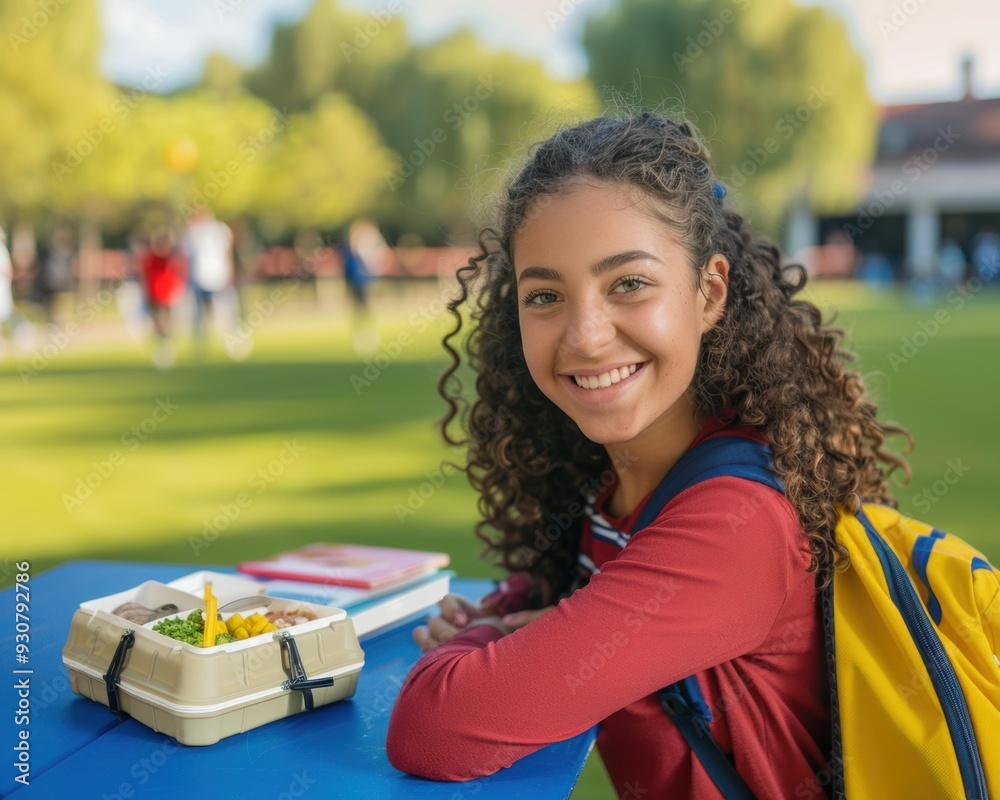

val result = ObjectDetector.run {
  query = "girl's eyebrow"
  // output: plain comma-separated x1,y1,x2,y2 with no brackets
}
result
516,249,662,285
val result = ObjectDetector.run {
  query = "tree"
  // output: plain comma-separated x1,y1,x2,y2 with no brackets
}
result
251,92,395,232
48,88,279,230
0,0,110,219
245,2,599,242
583,0,877,232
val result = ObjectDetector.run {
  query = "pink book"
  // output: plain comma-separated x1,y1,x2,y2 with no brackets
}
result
237,543,450,589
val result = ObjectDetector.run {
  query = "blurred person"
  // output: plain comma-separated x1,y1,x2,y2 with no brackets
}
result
141,230,187,369
0,227,37,355
343,218,382,356
0,226,15,357
231,216,263,306
182,209,244,359
971,228,1000,284
855,252,894,289
937,239,967,287
117,227,152,344
820,229,858,278
36,224,76,326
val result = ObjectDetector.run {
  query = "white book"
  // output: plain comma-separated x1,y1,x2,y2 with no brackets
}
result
348,571,453,638
263,570,453,638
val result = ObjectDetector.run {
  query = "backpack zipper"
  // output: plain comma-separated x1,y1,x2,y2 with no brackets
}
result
857,509,988,799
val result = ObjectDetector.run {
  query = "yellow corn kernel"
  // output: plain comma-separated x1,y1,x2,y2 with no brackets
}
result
248,617,268,636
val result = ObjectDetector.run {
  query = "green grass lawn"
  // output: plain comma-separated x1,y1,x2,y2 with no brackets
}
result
1,278,997,799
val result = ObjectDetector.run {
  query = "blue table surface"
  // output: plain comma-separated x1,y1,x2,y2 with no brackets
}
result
0,561,595,799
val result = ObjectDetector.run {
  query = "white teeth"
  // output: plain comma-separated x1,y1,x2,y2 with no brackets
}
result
572,363,641,389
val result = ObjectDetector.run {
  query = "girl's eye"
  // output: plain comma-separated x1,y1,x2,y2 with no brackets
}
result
612,276,647,294
521,290,558,307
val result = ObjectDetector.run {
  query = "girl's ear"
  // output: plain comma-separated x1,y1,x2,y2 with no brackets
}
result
700,254,730,333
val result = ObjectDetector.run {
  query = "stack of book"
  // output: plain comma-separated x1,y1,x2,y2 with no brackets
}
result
235,544,452,637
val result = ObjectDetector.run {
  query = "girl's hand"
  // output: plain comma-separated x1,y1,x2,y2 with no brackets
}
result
500,606,556,631
412,593,501,653
439,592,495,628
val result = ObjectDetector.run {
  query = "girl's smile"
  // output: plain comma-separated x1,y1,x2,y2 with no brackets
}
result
561,361,647,404
513,180,728,454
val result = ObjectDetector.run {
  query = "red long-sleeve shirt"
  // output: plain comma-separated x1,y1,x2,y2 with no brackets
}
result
387,419,831,799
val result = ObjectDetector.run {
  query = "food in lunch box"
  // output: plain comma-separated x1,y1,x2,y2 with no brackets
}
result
265,609,317,629
202,582,220,647
151,609,237,647
112,602,180,624
113,603,157,624
224,611,278,639
152,610,212,645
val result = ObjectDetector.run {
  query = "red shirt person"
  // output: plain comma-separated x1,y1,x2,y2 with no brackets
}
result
387,416,831,799
141,233,186,309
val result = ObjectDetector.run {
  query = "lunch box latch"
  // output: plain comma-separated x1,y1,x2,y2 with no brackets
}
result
276,630,335,710
103,629,135,714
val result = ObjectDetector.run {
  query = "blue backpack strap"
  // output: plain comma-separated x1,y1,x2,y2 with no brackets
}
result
659,678,759,800
629,436,783,535
645,435,783,800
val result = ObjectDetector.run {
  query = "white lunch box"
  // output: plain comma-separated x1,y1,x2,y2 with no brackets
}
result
62,580,364,745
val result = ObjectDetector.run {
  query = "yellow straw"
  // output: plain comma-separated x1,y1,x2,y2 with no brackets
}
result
202,582,217,647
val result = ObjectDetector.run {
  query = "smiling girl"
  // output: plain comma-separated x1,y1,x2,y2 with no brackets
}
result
386,113,910,798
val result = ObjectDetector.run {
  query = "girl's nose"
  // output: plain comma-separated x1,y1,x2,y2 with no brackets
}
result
562,302,616,357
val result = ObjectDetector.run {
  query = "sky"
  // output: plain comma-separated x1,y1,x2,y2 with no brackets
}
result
99,0,1000,106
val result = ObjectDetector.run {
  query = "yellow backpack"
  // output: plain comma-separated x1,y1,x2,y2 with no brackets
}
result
649,437,1000,799
829,504,1000,798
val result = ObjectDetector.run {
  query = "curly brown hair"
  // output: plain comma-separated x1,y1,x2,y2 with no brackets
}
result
438,112,911,605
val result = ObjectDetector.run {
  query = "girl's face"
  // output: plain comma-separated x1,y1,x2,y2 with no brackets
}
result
512,181,727,448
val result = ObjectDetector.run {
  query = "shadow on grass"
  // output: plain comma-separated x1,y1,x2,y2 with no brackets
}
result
2,359,455,446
